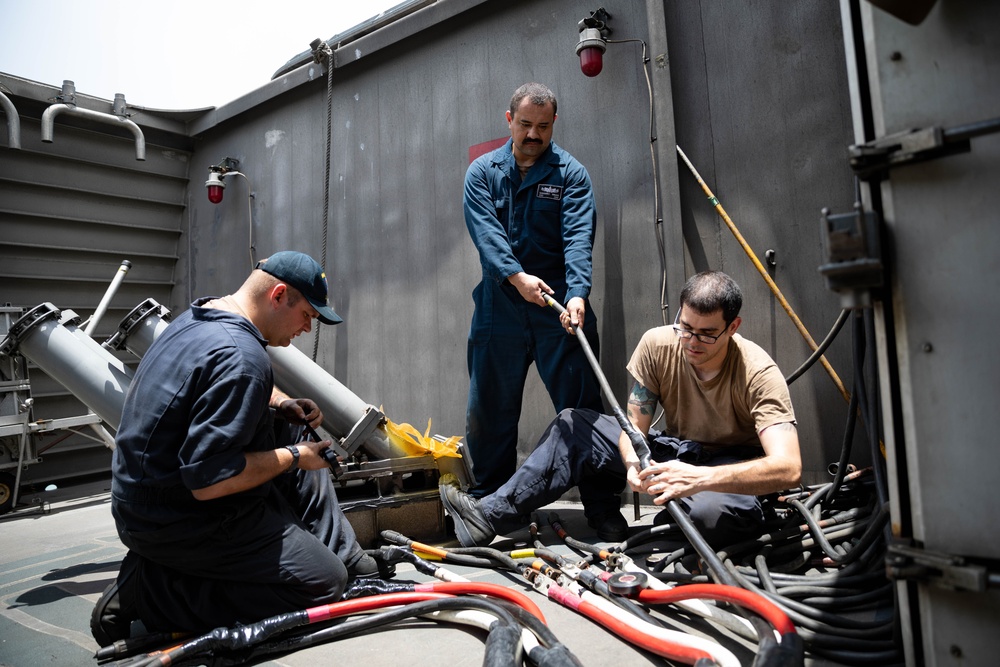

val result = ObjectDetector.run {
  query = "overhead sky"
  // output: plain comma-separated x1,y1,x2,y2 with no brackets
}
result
0,0,402,109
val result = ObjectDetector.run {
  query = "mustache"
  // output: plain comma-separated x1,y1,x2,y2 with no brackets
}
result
523,138,542,144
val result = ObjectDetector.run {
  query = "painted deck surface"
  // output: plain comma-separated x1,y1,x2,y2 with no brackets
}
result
1,480,853,667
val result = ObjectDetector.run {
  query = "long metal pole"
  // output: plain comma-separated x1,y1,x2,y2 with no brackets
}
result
675,145,850,403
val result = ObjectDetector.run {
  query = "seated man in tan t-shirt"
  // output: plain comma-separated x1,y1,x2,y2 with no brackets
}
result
439,270,802,548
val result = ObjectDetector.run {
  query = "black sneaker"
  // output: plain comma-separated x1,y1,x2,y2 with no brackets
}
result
91,552,140,647
439,482,496,547
587,510,629,543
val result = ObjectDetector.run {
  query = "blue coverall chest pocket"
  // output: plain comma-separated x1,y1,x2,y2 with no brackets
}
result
530,199,561,212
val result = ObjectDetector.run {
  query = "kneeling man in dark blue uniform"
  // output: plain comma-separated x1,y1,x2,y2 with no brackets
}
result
93,251,376,645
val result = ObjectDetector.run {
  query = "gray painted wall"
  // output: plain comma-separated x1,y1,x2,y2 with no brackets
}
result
3,0,859,489
183,0,859,486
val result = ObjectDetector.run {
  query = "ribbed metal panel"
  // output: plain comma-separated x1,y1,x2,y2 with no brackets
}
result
0,100,190,486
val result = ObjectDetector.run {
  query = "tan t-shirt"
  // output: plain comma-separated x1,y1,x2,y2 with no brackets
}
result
625,326,795,448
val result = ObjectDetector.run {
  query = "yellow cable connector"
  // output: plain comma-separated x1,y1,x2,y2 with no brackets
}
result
384,417,463,459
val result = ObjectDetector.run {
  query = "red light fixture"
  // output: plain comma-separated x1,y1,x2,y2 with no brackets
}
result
206,169,225,204
576,27,607,77
576,8,611,78
205,158,240,204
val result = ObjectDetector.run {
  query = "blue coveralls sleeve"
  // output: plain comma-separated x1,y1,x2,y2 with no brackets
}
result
558,160,597,301
177,369,273,491
464,152,523,283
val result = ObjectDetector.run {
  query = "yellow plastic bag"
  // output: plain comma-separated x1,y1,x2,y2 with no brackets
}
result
384,417,462,459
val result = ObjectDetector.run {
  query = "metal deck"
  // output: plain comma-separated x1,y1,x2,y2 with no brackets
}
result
0,478,872,666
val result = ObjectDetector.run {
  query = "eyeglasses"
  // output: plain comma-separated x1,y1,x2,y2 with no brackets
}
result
672,310,728,345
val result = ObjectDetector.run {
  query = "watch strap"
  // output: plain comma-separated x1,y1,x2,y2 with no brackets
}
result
285,444,300,472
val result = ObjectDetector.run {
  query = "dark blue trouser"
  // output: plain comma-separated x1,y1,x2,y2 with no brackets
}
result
466,280,620,509
112,422,363,633
479,408,768,547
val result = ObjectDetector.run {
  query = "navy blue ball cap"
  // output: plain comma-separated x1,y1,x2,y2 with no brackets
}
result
255,251,343,325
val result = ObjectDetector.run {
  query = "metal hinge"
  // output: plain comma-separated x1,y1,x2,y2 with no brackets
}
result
886,541,994,593
849,116,1000,181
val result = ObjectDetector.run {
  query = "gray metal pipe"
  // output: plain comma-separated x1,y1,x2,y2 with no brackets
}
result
267,344,396,459
0,89,21,150
85,260,132,336
1,304,133,430
41,82,145,160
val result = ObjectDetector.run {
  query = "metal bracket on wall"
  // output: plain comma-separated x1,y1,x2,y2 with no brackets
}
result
886,541,997,593
849,116,1000,181
818,203,884,309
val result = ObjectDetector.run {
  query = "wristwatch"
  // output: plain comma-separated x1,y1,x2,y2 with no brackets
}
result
285,444,300,472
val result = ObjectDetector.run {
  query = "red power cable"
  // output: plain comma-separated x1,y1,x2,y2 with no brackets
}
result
414,581,547,623
307,592,451,623
546,584,716,664
636,583,797,636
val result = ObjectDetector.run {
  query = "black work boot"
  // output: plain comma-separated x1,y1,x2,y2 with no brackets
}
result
91,552,140,647
587,510,629,543
346,546,397,580
438,479,496,547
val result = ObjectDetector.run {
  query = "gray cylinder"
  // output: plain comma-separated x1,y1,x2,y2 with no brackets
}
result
2,303,132,430
267,344,396,460
104,298,172,357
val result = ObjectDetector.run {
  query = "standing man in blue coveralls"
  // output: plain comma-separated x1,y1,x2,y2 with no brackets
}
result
462,82,627,541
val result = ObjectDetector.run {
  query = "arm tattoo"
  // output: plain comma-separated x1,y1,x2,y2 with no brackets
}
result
761,422,797,434
627,381,659,419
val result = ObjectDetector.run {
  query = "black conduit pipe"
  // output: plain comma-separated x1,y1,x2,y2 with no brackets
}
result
785,309,850,385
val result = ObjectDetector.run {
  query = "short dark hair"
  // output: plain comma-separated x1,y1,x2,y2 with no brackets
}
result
679,271,743,325
509,82,557,116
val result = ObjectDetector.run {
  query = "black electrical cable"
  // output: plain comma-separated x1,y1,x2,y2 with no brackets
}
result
806,645,904,666
662,502,784,657
313,40,335,363
794,582,895,610
788,499,888,566
217,596,524,666
618,522,686,553
546,512,606,557
719,504,869,565
94,631,188,663
763,517,873,563
725,564,894,639
524,546,575,569
828,379,861,501
863,309,892,540
488,598,584,666
377,545,440,578
852,311,888,511
646,545,692,574
446,545,524,572
785,308,851,385
606,37,670,321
